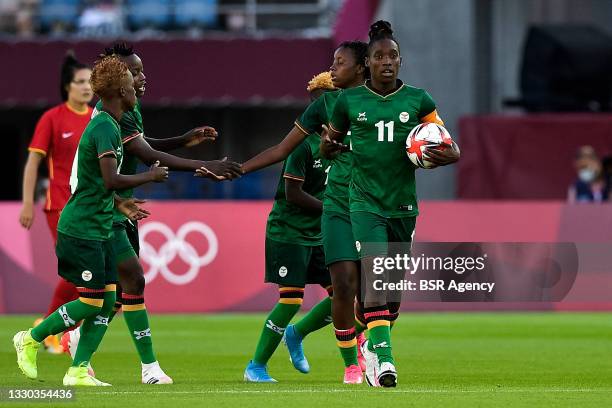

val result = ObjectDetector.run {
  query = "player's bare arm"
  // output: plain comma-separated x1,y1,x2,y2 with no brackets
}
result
145,126,218,151
284,178,323,212
240,126,309,174
126,135,241,179
100,156,168,190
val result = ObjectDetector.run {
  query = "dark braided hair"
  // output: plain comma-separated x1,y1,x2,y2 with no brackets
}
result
102,42,135,58
60,51,89,102
368,20,399,52
337,40,370,79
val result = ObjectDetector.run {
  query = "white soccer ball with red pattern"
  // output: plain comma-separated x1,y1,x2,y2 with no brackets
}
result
406,123,453,169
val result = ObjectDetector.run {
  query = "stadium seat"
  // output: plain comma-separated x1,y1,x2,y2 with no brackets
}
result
39,0,79,31
174,0,218,29
126,0,172,30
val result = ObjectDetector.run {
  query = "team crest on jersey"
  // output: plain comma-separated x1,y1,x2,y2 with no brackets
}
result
279,266,288,277
81,270,92,281
313,159,322,169
399,112,410,123
357,112,367,122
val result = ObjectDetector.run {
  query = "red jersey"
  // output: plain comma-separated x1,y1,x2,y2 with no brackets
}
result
28,103,93,211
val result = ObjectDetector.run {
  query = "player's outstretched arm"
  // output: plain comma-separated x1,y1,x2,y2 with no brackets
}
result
145,126,217,152
126,136,242,179
19,151,44,229
285,178,323,213
240,126,309,174
114,195,150,221
100,156,168,190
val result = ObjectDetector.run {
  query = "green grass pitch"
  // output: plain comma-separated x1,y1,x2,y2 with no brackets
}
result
0,313,610,407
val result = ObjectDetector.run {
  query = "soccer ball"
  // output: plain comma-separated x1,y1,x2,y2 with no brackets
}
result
406,123,453,169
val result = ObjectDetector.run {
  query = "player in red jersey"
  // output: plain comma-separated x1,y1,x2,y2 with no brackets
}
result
19,52,94,353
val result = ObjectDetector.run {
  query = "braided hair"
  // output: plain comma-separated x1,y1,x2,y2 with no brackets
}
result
102,42,135,58
368,20,399,52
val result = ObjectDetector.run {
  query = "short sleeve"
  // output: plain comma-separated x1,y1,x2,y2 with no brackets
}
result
418,90,437,118
329,91,350,134
283,141,311,182
120,110,143,145
92,121,120,159
28,109,54,156
295,96,325,135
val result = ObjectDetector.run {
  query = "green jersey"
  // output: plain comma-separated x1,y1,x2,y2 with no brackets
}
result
266,134,331,246
94,100,143,224
57,111,123,240
329,80,437,218
296,89,353,215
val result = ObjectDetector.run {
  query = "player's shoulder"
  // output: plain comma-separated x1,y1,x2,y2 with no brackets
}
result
341,85,368,97
40,103,66,120
400,84,429,99
88,112,119,134
400,83,428,96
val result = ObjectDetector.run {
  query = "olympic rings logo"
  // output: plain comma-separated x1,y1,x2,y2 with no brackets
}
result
139,221,218,285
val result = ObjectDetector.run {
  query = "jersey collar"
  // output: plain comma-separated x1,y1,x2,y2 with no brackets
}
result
364,79,405,99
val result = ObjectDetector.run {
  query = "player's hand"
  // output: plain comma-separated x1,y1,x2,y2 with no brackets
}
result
149,160,169,182
116,198,150,221
423,141,460,166
194,157,243,181
19,202,34,229
184,126,218,147
320,125,350,158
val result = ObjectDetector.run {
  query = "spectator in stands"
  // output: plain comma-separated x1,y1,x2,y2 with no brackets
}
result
567,145,609,203
78,0,124,37
0,0,37,37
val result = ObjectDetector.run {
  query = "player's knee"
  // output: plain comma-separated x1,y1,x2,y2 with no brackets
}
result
332,279,354,302
121,269,145,295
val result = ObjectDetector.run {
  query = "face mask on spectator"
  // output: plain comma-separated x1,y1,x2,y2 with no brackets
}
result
578,168,596,183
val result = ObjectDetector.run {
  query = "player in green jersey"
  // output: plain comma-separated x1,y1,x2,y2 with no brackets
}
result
61,43,242,385
243,73,338,383
13,56,168,386
229,43,370,384
325,21,460,388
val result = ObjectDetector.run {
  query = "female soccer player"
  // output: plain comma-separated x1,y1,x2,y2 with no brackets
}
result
61,43,242,385
233,42,370,384
243,72,336,383
13,56,168,386
324,21,460,388
19,53,93,353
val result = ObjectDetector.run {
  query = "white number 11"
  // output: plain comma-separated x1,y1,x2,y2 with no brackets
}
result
376,120,394,142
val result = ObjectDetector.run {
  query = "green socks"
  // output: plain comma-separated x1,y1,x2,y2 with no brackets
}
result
31,292,104,343
335,327,358,367
293,296,332,338
73,287,116,366
252,288,304,365
122,293,156,364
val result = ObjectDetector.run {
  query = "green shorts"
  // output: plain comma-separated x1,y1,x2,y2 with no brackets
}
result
112,221,139,264
56,232,118,289
322,210,359,266
265,237,331,287
350,211,416,258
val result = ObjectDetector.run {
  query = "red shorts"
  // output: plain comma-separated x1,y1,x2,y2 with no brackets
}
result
45,210,61,244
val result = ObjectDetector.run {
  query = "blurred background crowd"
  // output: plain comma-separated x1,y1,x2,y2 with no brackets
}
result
2,0,612,203
0,0,341,38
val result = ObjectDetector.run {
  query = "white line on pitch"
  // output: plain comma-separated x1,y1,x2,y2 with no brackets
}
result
91,388,611,395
